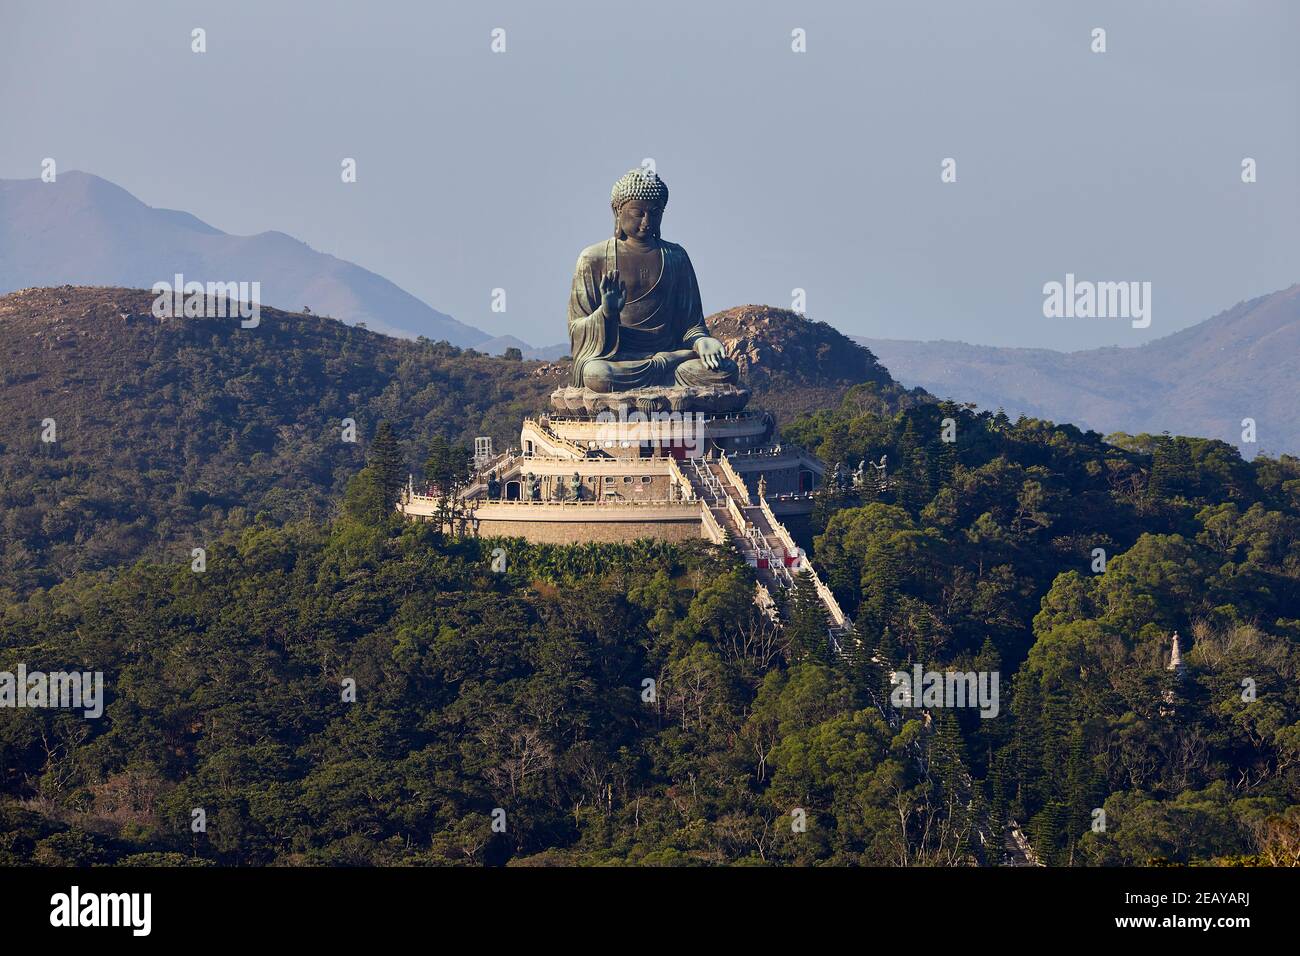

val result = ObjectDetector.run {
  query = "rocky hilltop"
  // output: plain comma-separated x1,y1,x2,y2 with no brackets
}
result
706,305,920,418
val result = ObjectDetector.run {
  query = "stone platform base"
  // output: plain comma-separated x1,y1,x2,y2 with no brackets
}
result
549,384,750,416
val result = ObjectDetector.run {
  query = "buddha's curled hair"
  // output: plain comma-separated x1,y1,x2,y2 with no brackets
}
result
610,168,669,213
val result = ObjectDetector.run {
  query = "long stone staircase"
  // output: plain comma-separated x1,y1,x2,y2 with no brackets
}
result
677,454,851,652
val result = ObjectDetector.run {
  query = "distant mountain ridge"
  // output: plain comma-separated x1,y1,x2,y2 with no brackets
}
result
0,171,489,346
858,283,1300,456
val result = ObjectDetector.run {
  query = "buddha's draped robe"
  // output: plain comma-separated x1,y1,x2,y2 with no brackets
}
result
568,238,739,391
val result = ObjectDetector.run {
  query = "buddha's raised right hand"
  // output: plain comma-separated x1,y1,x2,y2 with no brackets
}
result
600,270,627,317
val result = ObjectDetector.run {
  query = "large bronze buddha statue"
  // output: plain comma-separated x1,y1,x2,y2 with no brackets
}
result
567,169,741,393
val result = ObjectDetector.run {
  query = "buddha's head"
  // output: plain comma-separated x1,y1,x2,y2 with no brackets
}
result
611,168,668,242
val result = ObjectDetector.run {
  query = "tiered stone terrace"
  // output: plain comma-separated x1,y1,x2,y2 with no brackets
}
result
396,389,851,645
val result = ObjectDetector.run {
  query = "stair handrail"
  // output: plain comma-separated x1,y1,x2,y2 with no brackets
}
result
700,502,726,545
522,418,594,459
716,454,752,502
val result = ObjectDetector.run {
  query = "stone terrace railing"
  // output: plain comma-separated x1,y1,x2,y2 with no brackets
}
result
466,498,691,510
806,562,848,631
757,496,849,631
667,456,700,502
510,454,671,471
717,453,753,503
523,418,593,458
700,503,726,544
758,497,799,553
725,444,815,461
542,410,769,425
726,494,747,531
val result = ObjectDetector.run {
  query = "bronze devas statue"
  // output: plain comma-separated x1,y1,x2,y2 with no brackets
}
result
567,168,741,393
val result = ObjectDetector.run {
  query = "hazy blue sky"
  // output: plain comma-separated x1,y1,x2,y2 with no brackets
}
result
2,0,1296,349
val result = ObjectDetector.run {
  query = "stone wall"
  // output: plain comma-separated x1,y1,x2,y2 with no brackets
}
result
471,516,703,544
593,474,673,500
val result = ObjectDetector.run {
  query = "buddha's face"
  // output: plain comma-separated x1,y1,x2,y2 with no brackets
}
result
616,200,663,242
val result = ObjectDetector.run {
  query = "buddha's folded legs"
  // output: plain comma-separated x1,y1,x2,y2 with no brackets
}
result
674,356,740,388
580,357,660,391
581,351,740,391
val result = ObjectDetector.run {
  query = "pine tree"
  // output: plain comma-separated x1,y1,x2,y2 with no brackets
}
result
934,711,974,862
890,417,930,511
424,435,471,491
975,635,1002,674
1030,800,1068,866
938,433,959,488
986,750,1009,864
826,545,861,613
423,435,450,485
786,570,830,664
851,613,878,660
1147,435,1171,500
895,417,920,467
1064,725,1095,848
859,539,901,635
1008,673,1043,822
341,464,387,523
875,626,899,671
936,711,970,801
423,435,472,533
857,469,878,503
369,421,405,507
975,636,1008,759
847,614,880,697
909,446,934,510
1165,436,1194,497
875,626,901,714
1039,688,1070,809
1147,432,1192,502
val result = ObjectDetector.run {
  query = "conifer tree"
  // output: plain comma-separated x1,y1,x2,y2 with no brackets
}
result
1038,688,1071,809
423,435,473,533
975,635,1001,674
786,570,830,664
909,446,934,510
936,711,970,800
859,539,901,634
1165,436,1194,497
974,636,1008,757
875,626,901,715
848,615,884,705
934,710,974,862
1008,673,1043,821
1030,800,1068,866
1146,432,1192,502
986,750,1009,864
848,613,877,664
1064,725,1095,848
369,421,405,506
896,417,920,467
938,433,959,488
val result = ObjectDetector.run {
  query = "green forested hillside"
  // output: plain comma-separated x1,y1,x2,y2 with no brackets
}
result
2,391,1298,866
0,288,902,600
789,390,1300,864
0,286,562,598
